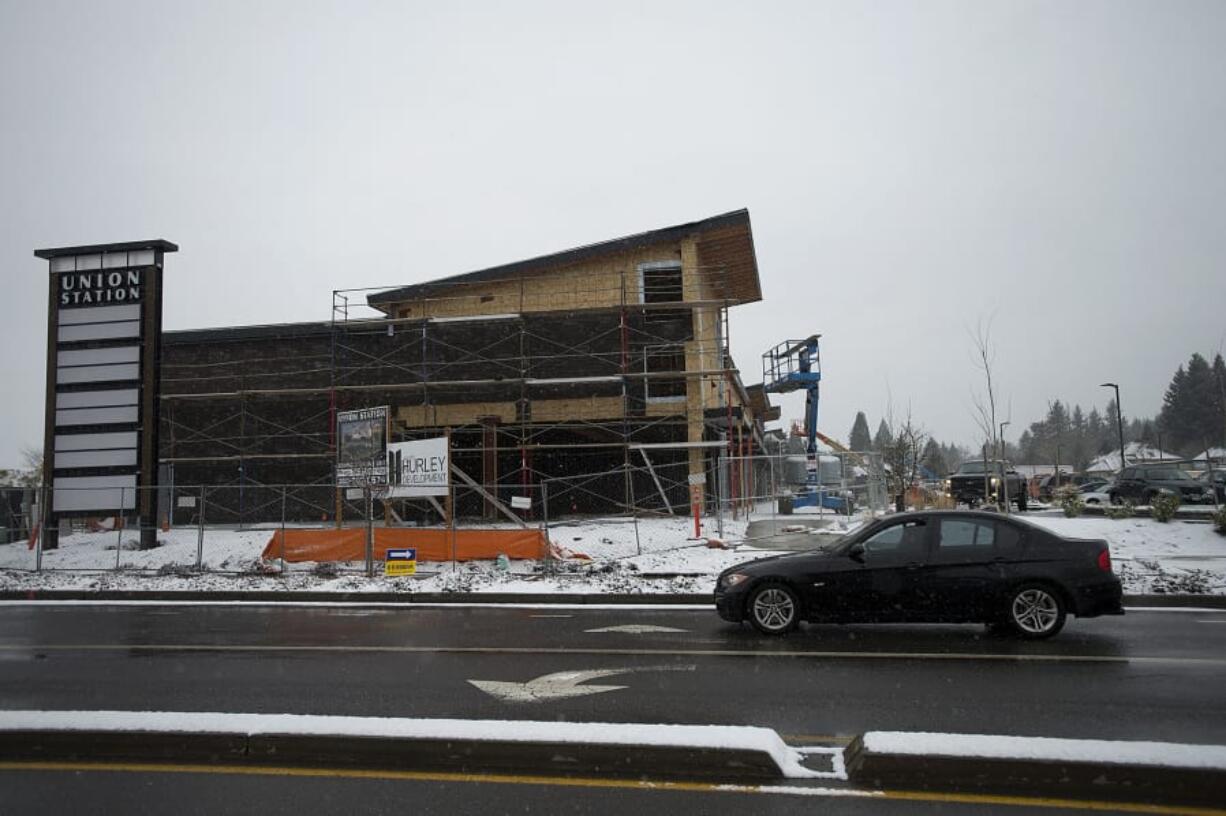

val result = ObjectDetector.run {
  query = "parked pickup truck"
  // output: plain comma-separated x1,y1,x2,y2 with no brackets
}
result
945,460,1028,511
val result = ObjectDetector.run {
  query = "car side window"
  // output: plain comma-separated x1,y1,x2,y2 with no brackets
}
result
933,518,995,564
993,522,1022,557
862,521,927,565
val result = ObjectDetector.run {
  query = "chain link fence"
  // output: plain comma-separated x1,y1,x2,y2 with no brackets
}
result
713,451,890,524
2,450,893,576
0,481,554,576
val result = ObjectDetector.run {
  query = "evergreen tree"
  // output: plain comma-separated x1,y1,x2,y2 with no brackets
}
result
1018,429,1037,463
1158,362,1193,451
1159,353,1226,453
1070,405,1088,470
1102,399,1123,454
920,438,947,476
1186,353,1223,450
944,442,970,468
872,420,893,453
849,412,872,452
1087,408,1104,451
1213,354,1226,449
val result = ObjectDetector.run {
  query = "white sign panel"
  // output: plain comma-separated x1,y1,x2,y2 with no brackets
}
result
53,474,137,513
388,437,450,497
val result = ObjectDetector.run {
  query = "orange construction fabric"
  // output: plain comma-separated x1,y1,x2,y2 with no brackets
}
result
261,527,547,563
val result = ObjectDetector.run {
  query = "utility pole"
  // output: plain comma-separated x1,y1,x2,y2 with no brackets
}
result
1101,382,1126,472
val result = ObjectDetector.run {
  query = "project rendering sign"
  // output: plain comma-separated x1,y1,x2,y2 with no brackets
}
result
337,406,390,485
387,436,450,496
36,240,177,547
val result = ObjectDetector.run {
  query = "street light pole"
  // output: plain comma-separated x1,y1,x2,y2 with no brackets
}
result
1101,382,1126,472
999,420,1011,514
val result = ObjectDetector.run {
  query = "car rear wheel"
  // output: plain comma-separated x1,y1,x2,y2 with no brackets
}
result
747,583,800,635
1005,584,1066,639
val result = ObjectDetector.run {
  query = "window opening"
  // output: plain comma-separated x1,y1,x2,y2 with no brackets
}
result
643,344,687,402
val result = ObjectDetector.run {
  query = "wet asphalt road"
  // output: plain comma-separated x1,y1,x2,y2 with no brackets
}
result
1,601,1224,744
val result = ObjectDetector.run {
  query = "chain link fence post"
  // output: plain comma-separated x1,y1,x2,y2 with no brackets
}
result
280,485,288,574
631,465,641,556
541,480,552,575
115,488,125,571
196,486,206,571
34,484,46,573
364,486,374,579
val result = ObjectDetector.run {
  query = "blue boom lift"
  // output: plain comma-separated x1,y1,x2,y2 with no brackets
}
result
762,335,851,512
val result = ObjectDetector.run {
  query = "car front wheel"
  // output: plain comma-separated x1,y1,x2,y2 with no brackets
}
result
747,583,800,635
1005,584,1066,639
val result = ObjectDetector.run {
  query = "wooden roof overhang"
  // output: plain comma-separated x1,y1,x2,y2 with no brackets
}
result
367,209,762,313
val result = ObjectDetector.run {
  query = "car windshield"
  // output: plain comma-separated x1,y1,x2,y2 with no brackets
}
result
955,461,1004,474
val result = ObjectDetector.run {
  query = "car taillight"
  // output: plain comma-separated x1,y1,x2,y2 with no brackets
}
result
1097,548,1112,572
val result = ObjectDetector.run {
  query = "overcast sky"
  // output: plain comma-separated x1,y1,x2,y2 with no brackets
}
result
2,0,1225,468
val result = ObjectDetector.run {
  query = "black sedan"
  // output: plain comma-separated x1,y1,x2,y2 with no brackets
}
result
715,510,1123,639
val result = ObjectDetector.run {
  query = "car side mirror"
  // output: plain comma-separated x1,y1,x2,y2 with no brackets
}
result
848,542,866,563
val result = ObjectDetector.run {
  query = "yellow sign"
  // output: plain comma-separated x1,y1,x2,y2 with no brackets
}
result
384,547,417,577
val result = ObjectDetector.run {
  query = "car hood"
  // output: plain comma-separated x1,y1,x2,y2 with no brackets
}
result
723,549,851,576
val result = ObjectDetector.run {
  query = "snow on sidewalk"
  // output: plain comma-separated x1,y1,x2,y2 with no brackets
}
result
861,731,1226,770
0,709,824,779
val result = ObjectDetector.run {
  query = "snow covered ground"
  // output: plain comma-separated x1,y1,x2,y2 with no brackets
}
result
1022,514,1225,594
0,510,1221,596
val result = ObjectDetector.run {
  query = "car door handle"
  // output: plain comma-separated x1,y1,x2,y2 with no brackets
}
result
904,562,922,571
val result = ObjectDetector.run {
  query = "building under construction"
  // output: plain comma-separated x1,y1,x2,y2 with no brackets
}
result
158,209,777,522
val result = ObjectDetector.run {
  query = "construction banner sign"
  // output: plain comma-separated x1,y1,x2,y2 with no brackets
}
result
387,436,449,497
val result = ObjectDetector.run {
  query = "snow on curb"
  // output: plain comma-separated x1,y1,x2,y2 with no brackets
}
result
846,730,1226,806
860,731,1226,770
0,710,821,779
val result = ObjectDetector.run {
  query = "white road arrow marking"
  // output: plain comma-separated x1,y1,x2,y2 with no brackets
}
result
584,624,689,634
468,664,696,703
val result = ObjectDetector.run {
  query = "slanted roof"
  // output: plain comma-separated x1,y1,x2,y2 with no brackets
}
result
367,209,761,311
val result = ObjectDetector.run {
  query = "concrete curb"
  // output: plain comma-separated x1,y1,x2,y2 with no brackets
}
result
0,723,783,783
843,734,1226,807
1,589,1225,608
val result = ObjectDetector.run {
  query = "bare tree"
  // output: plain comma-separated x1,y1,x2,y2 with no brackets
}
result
19,446,43,488
969,317,1001,505
881,405,930,511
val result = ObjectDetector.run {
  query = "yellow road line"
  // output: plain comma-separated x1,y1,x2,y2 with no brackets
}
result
0,760,1221,815
781,733,853,745
5,642,1225,666
881,787,1226,815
